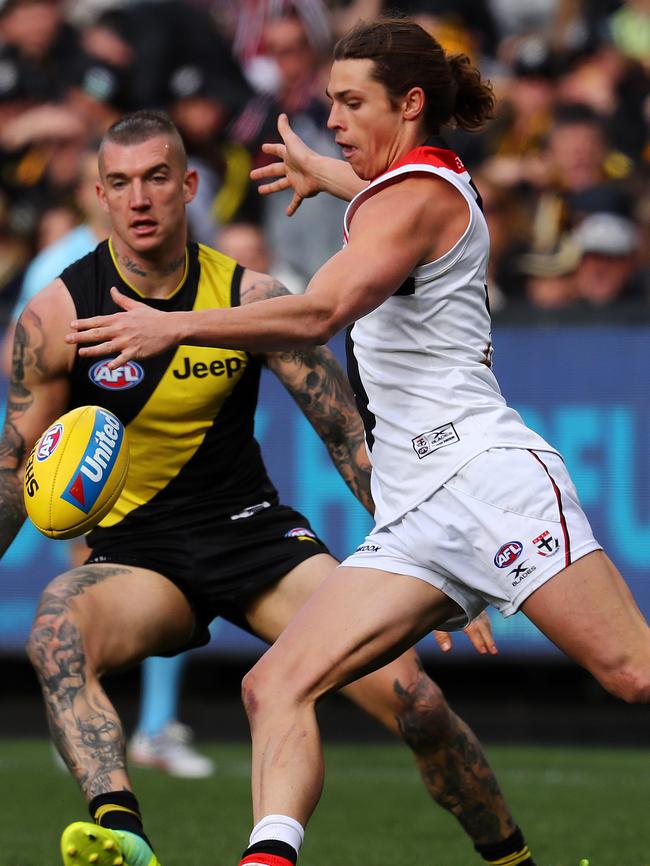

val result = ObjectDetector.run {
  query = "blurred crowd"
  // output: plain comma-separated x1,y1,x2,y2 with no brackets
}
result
0,0,648,333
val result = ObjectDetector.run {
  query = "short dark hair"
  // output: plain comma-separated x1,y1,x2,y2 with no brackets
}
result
334,18,494,134
99,110,187,170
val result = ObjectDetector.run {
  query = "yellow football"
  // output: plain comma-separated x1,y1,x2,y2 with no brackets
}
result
24,405,129,539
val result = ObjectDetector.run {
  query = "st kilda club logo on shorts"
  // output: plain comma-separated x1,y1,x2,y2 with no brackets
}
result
494,540,523,569
532,530,560,557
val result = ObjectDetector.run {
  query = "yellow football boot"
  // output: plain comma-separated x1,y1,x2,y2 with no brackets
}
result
61,822,161,866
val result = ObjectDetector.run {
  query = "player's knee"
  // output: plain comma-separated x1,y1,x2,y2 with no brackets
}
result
241,660,281,722
393,673,454,750
242,655,306,724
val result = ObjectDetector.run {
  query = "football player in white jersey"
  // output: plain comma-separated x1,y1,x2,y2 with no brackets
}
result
69,18,650,866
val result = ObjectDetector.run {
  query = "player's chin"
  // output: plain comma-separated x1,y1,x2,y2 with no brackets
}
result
128,229,163,251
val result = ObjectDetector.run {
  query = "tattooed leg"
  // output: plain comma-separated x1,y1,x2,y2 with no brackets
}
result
343,652,516,846
27,563,195,800
27,565,134,797
392,661,516,845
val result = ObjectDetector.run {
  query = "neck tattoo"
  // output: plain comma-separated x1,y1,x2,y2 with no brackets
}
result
119,251,185,279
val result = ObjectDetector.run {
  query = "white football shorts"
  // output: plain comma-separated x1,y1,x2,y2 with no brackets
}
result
342,447,601,630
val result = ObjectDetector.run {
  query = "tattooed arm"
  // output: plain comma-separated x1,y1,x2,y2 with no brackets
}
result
0,279,74,555
241,272,373,514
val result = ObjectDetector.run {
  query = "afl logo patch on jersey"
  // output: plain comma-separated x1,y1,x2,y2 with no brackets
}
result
284,527,317,543
36,423,64,461
89,359,144,390
494,541,523,569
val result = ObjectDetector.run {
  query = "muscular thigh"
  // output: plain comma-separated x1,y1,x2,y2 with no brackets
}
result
33,563,195,672
245,556,447,730
252,564,459,702
244,553,338,643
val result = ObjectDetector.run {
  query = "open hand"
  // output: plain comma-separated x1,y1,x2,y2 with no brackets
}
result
433,611,498,655
65,286,181,369
250,114,322,216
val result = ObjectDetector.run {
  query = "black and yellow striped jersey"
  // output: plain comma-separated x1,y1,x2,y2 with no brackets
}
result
61,238,278,541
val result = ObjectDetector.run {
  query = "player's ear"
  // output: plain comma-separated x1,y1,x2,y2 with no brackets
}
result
183,168,199,204
402,86,425,123
96,181,109,213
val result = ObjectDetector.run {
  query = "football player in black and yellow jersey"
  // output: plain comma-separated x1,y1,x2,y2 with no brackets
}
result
0,111,529,866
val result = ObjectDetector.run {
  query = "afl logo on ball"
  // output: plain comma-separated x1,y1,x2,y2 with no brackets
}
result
36,423,64,462
89,359,144,390
494,540,523,569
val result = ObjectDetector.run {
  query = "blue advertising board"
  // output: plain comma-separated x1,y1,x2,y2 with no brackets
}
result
1,326,648,659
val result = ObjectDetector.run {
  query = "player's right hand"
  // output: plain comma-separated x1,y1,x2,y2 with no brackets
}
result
250,114,322,216
433,611,498,656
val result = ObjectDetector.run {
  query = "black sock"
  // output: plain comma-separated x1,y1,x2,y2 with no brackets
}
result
475,827,536,865
88,791,152,849
240,839,298,865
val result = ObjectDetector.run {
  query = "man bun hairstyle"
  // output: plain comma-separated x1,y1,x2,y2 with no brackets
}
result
100,109,187,170
334,18,494,134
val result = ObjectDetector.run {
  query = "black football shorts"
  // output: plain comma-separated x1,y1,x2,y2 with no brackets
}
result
86,502,330,651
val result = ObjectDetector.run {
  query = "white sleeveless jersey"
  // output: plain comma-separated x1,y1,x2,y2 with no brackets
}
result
344,142,557,529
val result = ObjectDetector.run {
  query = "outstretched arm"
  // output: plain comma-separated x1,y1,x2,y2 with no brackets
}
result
0,281,74,556
250,113,367,215
66,176,465,369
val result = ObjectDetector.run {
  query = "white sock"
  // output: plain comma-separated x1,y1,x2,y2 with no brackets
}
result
248,814,305,856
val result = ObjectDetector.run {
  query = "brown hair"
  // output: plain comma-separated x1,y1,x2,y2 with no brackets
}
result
100,110,187,171
333,18,494,134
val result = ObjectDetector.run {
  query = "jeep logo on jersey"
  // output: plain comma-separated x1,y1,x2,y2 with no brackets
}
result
36,422,64,461
172,355,245,380
494,541,523,569
60,409,124,513
89,359,144,390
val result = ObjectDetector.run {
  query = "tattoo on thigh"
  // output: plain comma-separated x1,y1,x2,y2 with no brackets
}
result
35,564,133,618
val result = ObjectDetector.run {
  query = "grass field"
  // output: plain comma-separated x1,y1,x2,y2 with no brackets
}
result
0,739,647,866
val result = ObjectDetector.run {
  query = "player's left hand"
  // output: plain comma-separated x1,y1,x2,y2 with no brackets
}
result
433,611,498,655
66,286,180,368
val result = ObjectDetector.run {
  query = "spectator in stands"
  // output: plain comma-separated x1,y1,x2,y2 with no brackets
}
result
254,9,348,282
478,35,558,186
572,211,647,308
0,0,83,102
166,61,256,244
217,221,306,294
516,237,581,313
64,56,127,139
211,0,332,93
88,1,249,110
526,103,635,254
1,147,109,371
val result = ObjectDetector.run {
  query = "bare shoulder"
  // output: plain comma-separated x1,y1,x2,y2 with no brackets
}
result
28,277,77,321
350,174,471,262
357,174,467,227
17,278,76,376
240,269,292,306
